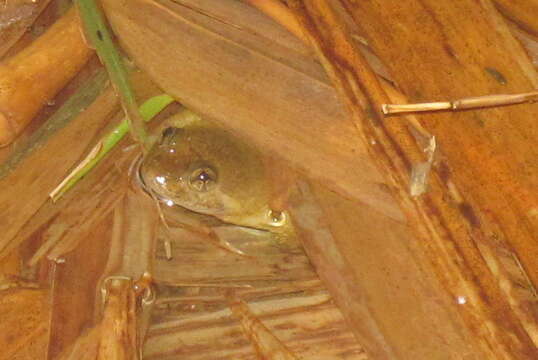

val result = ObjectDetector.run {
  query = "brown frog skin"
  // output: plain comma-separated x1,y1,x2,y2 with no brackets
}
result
138,110,289,234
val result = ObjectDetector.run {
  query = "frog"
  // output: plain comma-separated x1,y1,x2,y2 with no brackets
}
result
137,109,292,254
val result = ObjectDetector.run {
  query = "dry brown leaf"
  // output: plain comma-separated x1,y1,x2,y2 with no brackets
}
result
101,0,403,221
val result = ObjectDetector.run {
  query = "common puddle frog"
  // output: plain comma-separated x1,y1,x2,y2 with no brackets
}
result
137,109,292,255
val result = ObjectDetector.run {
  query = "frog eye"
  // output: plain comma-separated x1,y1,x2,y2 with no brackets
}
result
189,166,217,192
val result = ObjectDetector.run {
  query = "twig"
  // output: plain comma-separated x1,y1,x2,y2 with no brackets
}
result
382,90,538,115
227,294,300,360
75,0,149,150
250,1,538,117
50,94,175,201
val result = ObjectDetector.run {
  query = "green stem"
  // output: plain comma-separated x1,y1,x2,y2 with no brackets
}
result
50,94,175,201
75,0,149,150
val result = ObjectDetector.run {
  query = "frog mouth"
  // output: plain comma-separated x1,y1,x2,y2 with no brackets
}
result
134,158,270,232
131,154,146,188
133,154,167,202
134,156,176,207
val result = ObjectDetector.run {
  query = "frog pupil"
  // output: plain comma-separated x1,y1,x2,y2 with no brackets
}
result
198,171,211,182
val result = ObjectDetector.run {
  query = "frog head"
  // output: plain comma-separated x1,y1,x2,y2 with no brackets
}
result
139,115,288,232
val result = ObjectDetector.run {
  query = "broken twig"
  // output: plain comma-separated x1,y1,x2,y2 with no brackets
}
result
382,90,538,115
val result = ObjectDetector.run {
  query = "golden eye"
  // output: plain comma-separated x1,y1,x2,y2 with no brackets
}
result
189,167,217,192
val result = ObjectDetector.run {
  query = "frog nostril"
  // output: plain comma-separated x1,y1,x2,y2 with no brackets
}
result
160,127,181,146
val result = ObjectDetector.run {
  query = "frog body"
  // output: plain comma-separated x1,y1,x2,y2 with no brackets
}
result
139,110,290,235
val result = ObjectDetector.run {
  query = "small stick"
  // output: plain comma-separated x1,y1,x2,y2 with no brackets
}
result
382,90,538,115
163,239,173,260
155,282,253,289
227,293,300,360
